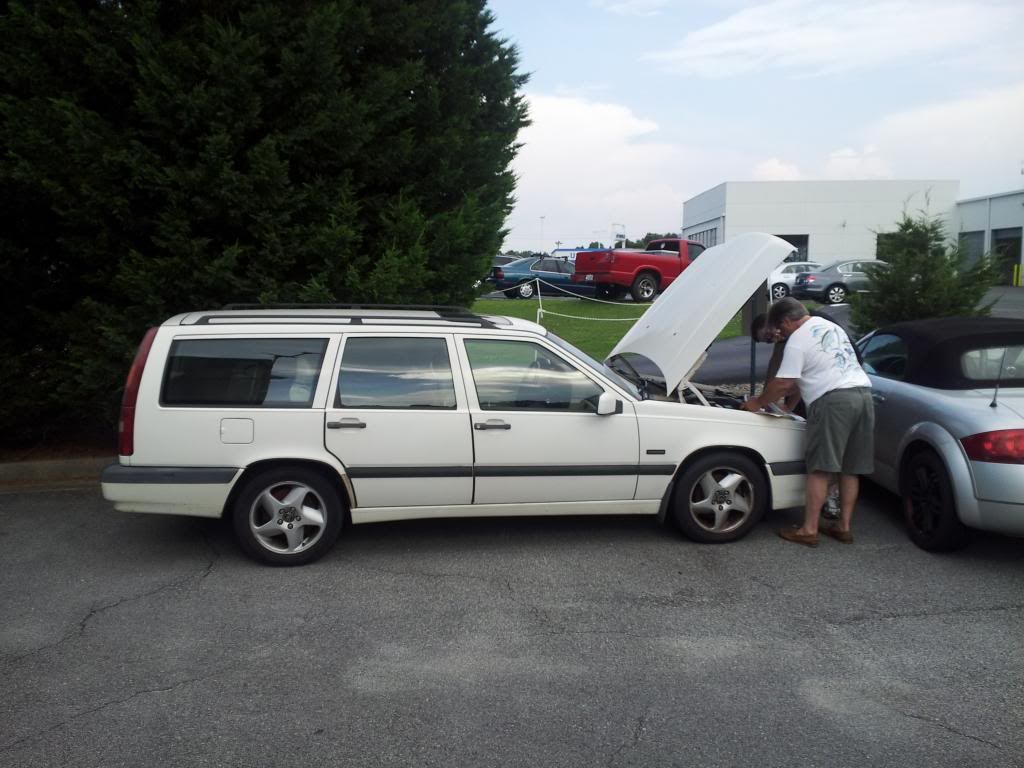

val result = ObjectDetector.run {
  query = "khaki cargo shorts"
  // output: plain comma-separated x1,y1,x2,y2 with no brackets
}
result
805,387,875,475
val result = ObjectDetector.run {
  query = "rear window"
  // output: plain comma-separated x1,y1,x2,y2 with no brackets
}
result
336,337,456,409
162,338,328,408
961,345,1024,381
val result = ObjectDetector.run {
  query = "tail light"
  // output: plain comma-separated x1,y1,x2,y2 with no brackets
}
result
961,429,1024,464
493,267,504,280
118,327,158,456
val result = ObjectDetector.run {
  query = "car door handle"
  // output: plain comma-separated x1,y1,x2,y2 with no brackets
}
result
871,393,886,403
474,419,511,431
327,418,366,429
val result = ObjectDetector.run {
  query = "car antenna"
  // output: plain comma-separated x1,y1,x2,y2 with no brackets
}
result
989,347,1008,408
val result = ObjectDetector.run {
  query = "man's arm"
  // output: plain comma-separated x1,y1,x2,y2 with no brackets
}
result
741,377,799,412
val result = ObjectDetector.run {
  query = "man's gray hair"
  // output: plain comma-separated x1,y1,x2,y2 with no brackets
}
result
767,296,808,327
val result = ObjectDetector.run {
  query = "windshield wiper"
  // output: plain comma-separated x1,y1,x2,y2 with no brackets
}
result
611,355,648,400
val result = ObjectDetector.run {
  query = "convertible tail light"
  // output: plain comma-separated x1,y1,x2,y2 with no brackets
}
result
961,429,1024,464
118,327,158,457
493,267,504,280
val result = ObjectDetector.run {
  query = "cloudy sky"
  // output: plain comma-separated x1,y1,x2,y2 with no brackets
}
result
487,0,1024,251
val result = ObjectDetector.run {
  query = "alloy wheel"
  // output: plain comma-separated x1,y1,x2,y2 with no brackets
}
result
685,467,755,534
248,481,328,555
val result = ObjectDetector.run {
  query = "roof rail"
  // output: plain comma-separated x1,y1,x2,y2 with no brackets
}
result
204,303,501,328
221,303,475,314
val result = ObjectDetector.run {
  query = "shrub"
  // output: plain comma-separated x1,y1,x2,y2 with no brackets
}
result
850,212,997,333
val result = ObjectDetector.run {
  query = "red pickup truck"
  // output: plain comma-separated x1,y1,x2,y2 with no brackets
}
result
570,238,707,301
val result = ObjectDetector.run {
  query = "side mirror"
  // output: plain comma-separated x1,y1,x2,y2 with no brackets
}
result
596,392,622,416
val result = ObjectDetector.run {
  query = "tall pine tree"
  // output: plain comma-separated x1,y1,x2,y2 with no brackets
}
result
0,0,529,445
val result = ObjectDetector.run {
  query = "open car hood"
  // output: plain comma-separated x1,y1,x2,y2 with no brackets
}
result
606,233,795,394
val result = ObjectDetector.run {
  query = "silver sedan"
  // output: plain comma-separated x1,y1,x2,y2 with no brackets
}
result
858,317,1024,551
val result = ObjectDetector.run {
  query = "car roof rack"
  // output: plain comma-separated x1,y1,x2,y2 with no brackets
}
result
190,303,503,328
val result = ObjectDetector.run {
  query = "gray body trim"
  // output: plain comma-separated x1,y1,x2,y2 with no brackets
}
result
102,465,239,484
770,461,807,476
347,464,676,479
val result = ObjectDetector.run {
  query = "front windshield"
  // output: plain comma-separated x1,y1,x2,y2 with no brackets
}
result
545,331,641,399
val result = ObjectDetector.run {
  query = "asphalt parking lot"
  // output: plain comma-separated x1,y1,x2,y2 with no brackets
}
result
1,483,1022,767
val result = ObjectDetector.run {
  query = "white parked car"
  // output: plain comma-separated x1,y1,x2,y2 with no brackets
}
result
102,234,807,565
769,261,822,300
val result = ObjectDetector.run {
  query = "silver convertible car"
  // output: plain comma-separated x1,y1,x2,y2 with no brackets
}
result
858,318,1024,551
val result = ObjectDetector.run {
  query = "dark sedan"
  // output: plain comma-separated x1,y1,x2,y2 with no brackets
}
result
792,259,885,304
488,256,596,299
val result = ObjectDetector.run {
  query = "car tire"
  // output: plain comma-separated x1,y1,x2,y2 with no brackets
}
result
902,450,970,552
671,452,767,543
630,272,658,302
502,288,519,299
825,284,847,304
231,467,344,566
516,281,536,299
771,283,789,300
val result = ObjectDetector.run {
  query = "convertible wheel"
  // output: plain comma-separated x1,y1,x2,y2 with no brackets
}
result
232,467,344,566
516,281,536,299
630,272,658,302
672,452,767,543
903,450,969,552
825,284,847,304
771,283,789,300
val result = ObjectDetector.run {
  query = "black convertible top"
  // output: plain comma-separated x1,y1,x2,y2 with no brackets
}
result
875,317,1024,389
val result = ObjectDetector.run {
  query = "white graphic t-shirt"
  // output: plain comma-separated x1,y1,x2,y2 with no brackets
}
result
775,317,871,406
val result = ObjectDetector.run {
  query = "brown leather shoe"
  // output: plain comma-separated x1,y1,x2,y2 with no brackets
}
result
822,526,853,544
778,527,819,547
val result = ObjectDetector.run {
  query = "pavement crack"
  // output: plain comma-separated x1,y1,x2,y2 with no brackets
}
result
607,709,650,767
0,677,202,755
890,707,1007,753
2,551,219,666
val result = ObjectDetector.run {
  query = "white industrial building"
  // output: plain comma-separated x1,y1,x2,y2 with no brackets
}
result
682,180,960,263
682,180,1024,284
956,189,1024,283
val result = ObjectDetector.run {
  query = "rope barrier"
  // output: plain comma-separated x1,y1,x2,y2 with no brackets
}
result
523,277,647,326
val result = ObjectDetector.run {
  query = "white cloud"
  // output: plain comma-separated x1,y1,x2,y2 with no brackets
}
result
591,0,672,16
822,145,892,179
647,0,1024,78
504,94,726,251
752,157,805,180
746,82,1024,193
865,82,1024,196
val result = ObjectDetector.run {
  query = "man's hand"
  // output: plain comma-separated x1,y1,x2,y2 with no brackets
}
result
740,397,762,412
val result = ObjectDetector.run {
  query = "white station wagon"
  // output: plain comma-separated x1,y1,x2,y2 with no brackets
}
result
102,234,807,565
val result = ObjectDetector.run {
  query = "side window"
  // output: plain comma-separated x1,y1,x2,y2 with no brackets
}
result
783,265,798,274
162,338,328,408
464,339,604,412
860,333,908,379
838,262,854,274
336,337,456,409
687,244,705,259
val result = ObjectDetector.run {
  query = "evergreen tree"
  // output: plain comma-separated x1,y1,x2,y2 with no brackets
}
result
850,213,997,333
0,0,528,444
